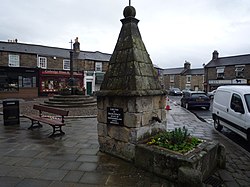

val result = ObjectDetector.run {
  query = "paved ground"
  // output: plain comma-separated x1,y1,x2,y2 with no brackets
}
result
168,101,250,187
0,99,249,186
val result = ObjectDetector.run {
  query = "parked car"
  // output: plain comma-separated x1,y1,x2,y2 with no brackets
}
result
182,89,193,94
181,91,210,110
212,85,250,142
169,88,182,96
207,90,217,99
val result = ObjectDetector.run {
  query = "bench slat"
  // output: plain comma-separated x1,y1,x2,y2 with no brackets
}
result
23,114,65,126
33,105,69,116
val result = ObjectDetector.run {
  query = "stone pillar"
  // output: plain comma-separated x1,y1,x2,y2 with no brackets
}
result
96,5,167,161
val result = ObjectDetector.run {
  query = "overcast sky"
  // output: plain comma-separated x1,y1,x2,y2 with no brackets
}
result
1,0,250,69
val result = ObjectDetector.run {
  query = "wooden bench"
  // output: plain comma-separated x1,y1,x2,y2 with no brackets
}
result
23,104,69,137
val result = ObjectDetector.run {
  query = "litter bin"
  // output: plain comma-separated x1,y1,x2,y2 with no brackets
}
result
3,100,20,126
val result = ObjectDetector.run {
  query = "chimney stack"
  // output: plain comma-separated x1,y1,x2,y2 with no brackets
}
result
73,37,80,53
212,50,219,60
184,60,191,70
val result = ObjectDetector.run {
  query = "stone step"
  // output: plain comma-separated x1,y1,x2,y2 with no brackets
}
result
51,95,95,100
43,95,97,108
41,102,97,108
48,97,96,102
53,95,93,99
44,100,96,105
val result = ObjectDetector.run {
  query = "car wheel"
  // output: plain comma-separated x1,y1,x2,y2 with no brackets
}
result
214,116,223,132
185,103,189,109
180,101,184,107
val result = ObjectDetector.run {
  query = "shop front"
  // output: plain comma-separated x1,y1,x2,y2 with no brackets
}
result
208,79,249,91
39,69,84,96
0,67,38,99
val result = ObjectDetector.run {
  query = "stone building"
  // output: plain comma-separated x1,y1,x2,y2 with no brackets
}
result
163,61,204,91
204,50,250,92
0,39,111,99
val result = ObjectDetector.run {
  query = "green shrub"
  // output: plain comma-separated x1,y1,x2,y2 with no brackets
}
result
147,126,202,154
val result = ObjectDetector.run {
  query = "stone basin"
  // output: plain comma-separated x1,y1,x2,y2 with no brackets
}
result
135,140,226,187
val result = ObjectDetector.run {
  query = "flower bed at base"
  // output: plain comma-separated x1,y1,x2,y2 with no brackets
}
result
135,140,226,187
147,127,202,154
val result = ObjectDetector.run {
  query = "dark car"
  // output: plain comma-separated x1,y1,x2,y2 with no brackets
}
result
180,91,210,110
207,90,216,99
169,88,182,96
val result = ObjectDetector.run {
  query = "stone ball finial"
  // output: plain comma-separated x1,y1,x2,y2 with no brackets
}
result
123,6,136,18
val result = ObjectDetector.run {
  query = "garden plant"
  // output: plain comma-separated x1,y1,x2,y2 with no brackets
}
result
147,126,202,154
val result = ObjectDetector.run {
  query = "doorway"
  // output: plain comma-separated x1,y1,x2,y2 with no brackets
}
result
87,82,92,95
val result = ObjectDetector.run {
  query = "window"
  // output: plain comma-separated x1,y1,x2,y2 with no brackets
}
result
32,77,36,87
17,76,36,88
23,78,32,87
245,94,250,113
95,72,105,84
230,93,244,113
95,62,102,72
63,59,70,70
235,66,244,78
216,67,225,79
86,71,94,76
170,75,174,83
186,75,191,83
185,84,191,90
9,54,20,67
38,57,47,69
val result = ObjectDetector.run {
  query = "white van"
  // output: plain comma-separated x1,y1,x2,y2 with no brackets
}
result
212,85,250,142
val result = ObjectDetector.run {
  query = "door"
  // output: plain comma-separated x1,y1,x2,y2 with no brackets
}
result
228,93,246,138
87,82,92,95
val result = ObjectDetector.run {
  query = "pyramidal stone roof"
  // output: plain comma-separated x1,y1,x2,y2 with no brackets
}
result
97,6,164,97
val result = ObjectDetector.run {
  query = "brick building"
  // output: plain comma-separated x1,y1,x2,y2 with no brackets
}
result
204,50,250,92
163,61,204,91
0,39,111,99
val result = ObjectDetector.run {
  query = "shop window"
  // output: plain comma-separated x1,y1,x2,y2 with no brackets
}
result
63,59,70,70
0,71,36,91
42,79,59,92
18,76,22,87
170,75,174,83
95,62,102,72
186,75,191,83
235,66,244,78
18,76,36,88
41,77,82,93
32,77,36,87
1,75,18,91
9,54,20,67
23,78,32,87
38,57,47,69
216,67,225,79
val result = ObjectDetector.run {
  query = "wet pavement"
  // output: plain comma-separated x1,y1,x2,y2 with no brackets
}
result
168,101,250,187
0,113,172,186
0,100,249,186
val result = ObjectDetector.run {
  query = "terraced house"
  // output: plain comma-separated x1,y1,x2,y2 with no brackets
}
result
163,61,204,91
204,50,250,92
0,39,111,99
